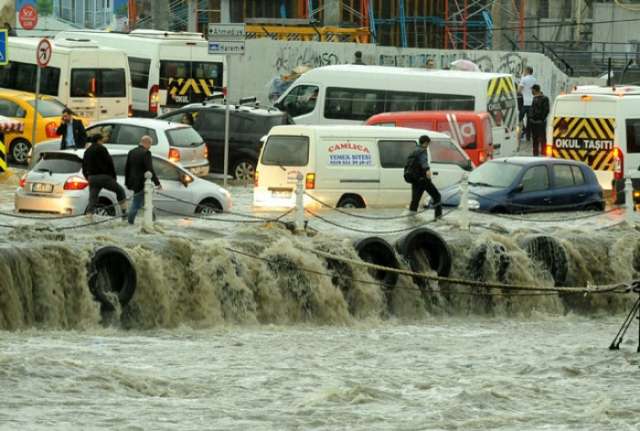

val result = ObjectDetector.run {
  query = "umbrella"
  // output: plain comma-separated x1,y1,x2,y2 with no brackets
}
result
450,59,481,72
0,116,24,133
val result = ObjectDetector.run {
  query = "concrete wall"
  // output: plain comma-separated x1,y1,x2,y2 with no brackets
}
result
227,39,595,105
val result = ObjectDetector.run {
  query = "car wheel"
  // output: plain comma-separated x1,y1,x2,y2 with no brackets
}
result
584,203,602,211
232,159,256,182
196,199,223,215
337,195,365,209
92,201,117,217
10,139,31,164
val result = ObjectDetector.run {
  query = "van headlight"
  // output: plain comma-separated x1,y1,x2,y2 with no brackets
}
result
467,199,480,210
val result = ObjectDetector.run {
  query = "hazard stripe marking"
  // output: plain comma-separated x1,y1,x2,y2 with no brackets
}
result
550,116,616,171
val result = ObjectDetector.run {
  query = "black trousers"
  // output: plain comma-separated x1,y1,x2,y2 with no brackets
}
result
530,121,546,156
519,105,532,140
410,177,441,216
86,174,126,214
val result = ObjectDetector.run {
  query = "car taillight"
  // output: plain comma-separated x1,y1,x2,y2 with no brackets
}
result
149,85,160,114
544,143,553,157
613,146,624,180
203,145,208,159
254,170,259,187
64,176,89,190
19,176,26,188
168,148,181,163
45,122,58,138
305,172,316,190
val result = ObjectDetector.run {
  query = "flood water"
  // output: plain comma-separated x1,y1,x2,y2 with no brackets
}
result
1,179,640,430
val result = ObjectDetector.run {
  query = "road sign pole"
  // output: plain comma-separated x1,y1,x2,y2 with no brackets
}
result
31,66,41,151
223,58,230,188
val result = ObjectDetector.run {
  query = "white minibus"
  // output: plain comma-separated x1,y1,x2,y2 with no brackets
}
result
275,65,518,156
55,30,227,116
254,125,472,209
0,37,131,121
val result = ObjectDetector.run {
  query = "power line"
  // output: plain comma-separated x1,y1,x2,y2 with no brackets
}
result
445,16,640,34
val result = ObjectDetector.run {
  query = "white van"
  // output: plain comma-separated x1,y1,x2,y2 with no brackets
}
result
55,30,227,116
275,65,518,156
254,125,472,209
545,85,640,202
0,37,131,121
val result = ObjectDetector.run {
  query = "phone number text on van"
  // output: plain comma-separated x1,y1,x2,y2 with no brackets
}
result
554,139,614,151
329,154,373,166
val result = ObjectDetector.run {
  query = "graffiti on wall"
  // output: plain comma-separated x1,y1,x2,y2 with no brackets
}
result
273,45,342,74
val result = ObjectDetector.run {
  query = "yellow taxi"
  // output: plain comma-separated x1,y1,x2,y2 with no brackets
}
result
0,89,89,164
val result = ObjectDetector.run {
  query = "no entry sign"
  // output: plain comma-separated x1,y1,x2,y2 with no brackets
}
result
19,5,38,30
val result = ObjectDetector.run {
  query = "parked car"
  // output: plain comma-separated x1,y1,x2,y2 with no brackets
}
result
440,157,604,213
157,102,292,181
15,149,231,216
0,89,89,164
30,118,209,177
366,111,494,166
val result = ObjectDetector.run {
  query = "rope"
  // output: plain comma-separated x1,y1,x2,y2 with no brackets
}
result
303,192,433,220
305,208,454,235
304,246,631,294
155,206,284,224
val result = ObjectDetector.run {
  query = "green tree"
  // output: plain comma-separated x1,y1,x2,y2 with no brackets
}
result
36,0,53,17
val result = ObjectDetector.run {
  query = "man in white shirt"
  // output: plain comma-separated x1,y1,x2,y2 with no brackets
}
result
518,66,537,143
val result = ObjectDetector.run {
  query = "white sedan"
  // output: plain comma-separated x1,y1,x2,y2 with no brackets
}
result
15,149,231,216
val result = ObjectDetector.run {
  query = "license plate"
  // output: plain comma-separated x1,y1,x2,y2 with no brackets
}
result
32,183,53,193
272,190,291,199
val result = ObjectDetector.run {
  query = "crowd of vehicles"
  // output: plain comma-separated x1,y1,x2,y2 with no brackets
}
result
2,29,626,217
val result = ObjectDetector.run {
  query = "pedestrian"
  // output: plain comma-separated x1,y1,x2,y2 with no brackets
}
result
57,108,87,150
404,135,442,220
529,84,550,157
518,66,537,144
353,51,365,65
124,135,161,225
82,133,127,216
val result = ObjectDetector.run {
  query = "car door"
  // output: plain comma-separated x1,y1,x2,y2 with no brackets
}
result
193,109,224,172
550,163,580,208
510,164,551,212
428,138,471,190
377,139,416,207
151,157,193,215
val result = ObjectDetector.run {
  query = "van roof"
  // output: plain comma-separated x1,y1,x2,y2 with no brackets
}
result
368,111,491,123
269,124,451,140
54,30,208,47
571,85,640,96
10,36,123,53
301,64,512,81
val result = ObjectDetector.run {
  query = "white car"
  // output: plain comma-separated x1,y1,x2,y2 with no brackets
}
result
31,118,210,177
15,149,231,216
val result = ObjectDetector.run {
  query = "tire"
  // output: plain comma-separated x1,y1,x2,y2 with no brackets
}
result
583,203,602,211
232,159,256,182
89,200,117,217
338,195,365,209
196,198,223,215
10,139,31,164
88,246,137,313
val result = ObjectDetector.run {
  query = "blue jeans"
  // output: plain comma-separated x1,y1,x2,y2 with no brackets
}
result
128,193,144,225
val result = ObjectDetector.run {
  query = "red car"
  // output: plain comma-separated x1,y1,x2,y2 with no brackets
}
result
366,111,494,167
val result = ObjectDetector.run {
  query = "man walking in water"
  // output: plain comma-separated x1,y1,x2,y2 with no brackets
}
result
405,135,442,220
125,135,161,225
82,133,127,216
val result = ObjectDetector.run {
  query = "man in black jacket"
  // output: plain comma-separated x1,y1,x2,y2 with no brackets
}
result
57,108,87,150
82,133,127,215
124,135,161,225
529,84,550,156
407,135,442,220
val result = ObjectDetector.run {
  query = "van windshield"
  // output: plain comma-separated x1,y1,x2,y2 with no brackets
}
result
262,136,309,167
469,161,521,188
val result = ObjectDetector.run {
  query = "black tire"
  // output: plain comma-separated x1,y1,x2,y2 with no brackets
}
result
338,195,365,209
196,198,223,215
353,236,399,287
88,246,137,312
522,235,568,287
396,228,452,287
88,200,117,217
232,158,256,182
583,203,602,211
10,139,31,164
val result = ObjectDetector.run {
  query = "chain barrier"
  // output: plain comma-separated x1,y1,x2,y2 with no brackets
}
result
155,206,289,225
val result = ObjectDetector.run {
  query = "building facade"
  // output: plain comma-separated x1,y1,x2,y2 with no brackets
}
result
54,0,114,29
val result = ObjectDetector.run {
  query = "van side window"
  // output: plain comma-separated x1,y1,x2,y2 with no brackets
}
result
378,140,418,168
71,69,126,98
626,119,640,153
326,87,385,121
425,93,475,110
281,85,319,117
129,57,151,89
430,139,468,168
0,61,60,96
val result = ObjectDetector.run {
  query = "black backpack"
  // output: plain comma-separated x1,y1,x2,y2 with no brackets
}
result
404,150,420,184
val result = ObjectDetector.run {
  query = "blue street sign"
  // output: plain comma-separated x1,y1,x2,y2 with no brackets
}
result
0,30,7,66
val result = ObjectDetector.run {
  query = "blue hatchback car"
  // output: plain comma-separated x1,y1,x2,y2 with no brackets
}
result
441,157,604,213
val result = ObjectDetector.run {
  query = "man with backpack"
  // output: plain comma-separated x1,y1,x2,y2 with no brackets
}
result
529,84,550,156
404,135,442,220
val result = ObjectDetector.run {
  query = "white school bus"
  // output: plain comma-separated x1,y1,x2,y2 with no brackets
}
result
545,85,640,202
0,37,131,121
55,30,227,117
275,65,518,156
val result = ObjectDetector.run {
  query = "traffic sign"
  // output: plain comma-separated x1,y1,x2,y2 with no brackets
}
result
0,30,7,66
19,5,38,30
36,38,52,68
208,41,245,55
208,23,246,40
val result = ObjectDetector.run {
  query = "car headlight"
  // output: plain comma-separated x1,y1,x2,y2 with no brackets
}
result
467,199,480,210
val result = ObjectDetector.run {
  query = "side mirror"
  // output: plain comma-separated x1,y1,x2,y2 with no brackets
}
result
513,183,524,193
